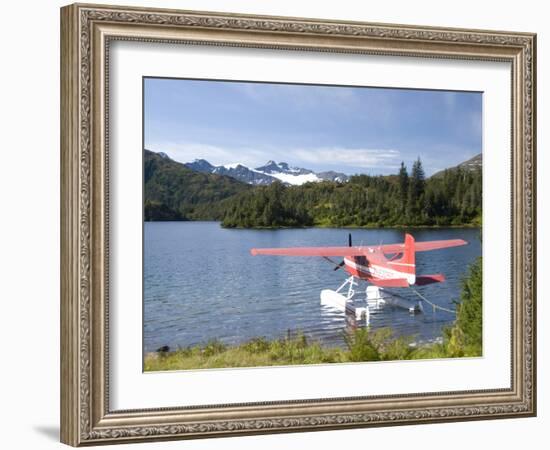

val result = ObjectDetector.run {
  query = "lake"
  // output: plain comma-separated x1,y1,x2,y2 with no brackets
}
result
144,222,481,353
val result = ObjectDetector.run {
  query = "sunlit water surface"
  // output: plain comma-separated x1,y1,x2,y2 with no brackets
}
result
144,222,481,353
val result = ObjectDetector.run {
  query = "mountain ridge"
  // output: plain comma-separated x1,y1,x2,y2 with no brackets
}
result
432,153,482,178
184,158,349,186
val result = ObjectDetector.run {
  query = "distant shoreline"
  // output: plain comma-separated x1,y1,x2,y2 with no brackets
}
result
144,220,481,230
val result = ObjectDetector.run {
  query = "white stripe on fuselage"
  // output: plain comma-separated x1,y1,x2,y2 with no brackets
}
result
387,261,415,267
344,258,416,285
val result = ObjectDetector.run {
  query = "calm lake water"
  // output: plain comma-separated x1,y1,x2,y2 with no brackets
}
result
144,222,481,353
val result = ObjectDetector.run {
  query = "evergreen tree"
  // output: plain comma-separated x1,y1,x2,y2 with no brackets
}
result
445,257,482,357
410,157,426,200
398,162,409,213
407,157,426,222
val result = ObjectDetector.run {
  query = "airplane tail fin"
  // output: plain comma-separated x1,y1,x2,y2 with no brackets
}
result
398,233,416,274
388,233,416,285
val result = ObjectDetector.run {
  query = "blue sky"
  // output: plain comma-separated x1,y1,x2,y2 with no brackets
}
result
144,78,482,176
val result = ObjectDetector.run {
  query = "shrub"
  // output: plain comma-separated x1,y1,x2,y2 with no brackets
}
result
241,337,271,354
343,328,380,362
202,339,227,357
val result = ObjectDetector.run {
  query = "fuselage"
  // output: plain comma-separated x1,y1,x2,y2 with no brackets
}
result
343,247,416,285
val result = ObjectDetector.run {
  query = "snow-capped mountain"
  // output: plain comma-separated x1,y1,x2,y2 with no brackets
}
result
212,163,275,185
256,160,314,176
184,158,349,186
185,160,273,185
254,160,321,185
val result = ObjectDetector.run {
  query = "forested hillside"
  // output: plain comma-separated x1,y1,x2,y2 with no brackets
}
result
221,159,481,228
144,150,481,228
144,150,251,221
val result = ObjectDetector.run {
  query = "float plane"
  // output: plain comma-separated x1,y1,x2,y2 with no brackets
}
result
251,233,468,317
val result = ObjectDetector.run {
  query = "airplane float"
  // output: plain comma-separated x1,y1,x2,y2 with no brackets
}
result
251,233,468,321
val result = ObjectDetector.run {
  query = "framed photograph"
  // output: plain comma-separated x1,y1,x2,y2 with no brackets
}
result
60,3,536,446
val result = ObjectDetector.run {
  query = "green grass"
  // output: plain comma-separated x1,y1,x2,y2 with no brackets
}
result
144,327,478,372
144,333,343,371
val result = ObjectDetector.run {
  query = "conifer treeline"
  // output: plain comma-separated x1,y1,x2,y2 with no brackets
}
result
221,158,481,228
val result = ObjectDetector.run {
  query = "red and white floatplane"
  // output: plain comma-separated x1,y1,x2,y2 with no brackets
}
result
251,233,468,321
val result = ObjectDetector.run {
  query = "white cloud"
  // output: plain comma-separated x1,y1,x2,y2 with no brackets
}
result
294,147,401,169
147,141,401,174
146,141,269,168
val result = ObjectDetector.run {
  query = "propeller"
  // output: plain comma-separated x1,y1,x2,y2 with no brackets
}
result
333,261,346,271
322,256,343,269
332,233,352,271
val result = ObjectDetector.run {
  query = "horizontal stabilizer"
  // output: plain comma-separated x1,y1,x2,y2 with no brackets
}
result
415,274,446,286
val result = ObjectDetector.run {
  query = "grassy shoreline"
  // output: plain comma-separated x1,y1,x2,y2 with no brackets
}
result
144,327,477,372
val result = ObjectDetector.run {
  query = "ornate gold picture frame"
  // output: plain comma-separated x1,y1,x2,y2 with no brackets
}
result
60,3,536,446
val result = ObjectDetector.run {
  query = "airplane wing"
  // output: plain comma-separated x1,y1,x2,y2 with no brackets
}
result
379,239,468,255
250,246,371,257
251,239,467,257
